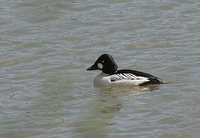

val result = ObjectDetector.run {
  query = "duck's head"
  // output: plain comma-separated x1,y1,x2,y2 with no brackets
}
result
87,54,118,74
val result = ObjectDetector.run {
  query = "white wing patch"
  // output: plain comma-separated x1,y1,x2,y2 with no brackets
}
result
109,73,150,86
111,73,140,81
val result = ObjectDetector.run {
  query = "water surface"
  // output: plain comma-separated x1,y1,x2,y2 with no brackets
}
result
0,0,200,138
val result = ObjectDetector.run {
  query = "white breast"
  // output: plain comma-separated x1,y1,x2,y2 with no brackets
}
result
94,73,111,87
94,73,150,87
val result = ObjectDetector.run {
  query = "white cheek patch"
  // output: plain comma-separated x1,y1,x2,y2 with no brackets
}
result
97,63,103,69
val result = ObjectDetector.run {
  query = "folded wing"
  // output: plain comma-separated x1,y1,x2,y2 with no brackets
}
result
109,69,163,86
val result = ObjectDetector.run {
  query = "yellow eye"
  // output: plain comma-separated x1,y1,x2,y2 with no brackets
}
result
102,60,104,63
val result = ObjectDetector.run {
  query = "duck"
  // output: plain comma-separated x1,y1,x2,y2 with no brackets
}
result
87,54,165,86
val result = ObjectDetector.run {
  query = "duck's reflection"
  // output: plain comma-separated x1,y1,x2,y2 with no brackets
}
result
75,85,159,137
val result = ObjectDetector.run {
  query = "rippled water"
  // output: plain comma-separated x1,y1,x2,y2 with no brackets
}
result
0,0,200,138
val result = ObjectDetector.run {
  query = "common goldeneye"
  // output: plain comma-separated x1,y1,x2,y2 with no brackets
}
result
87,54,165,86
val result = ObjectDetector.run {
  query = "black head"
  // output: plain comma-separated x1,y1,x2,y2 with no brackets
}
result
87,54,118,74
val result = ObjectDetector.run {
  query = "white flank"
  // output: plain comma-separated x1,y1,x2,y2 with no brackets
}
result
94,73,150,87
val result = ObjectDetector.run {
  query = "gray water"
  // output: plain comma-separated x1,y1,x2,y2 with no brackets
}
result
0,0,200,138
